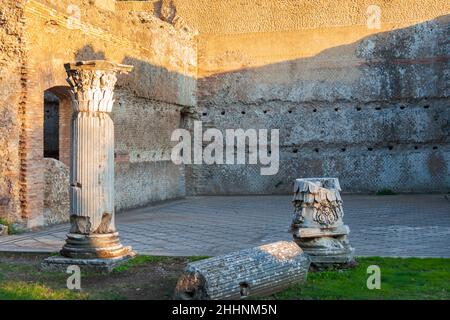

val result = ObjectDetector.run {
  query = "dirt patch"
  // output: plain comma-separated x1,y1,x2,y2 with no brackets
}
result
0,253,188,300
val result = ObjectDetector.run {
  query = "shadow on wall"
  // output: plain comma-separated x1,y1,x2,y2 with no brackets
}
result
199,14,449,104
190,15,450,194
75,44,106,61
73,43,196,105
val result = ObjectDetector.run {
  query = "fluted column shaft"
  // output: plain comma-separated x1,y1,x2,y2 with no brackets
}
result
70,112,115,233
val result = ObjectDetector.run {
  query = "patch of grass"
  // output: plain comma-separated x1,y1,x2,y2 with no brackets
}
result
0,281,88,300
0,262,34,275
376,188,396,195
0,253,186,300
113,255,173,273
270,257,450,300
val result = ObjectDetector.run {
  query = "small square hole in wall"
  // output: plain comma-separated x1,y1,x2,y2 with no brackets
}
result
239,282,250,298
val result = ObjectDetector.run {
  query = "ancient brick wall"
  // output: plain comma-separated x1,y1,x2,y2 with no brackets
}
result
0,0,197,228
183,0,450,194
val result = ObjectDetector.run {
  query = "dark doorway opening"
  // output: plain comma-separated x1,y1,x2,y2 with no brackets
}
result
44,90,60,160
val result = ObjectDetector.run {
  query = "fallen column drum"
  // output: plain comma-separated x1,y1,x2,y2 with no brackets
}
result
174,241,310,300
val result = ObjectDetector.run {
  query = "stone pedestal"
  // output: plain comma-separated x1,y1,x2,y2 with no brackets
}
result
43,61,135,272
289,178,355,269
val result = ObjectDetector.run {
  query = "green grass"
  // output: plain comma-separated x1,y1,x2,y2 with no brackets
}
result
112,255,173,273
270,257,450,300
1,255,449,300
0,281,87,300
112,255,210,273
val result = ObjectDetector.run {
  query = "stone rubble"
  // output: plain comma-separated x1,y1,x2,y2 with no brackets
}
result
43,158,70,226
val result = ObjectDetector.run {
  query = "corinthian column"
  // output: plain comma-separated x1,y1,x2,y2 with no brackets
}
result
43,61,134,272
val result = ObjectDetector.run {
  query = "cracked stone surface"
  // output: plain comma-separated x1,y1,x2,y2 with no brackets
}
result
0,195,449,258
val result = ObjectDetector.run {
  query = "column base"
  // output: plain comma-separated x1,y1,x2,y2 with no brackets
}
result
293,236,355,269
60,232,132,259
41,253,136,273
302,247,356,270
41,232,135,272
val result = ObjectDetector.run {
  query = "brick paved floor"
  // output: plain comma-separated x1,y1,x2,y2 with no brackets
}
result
0,195,449,257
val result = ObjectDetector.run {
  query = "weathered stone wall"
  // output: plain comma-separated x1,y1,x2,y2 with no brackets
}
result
113,89,185,211
119,1,448,36
183,0,450,194
0,0,196,227
0,0,26,226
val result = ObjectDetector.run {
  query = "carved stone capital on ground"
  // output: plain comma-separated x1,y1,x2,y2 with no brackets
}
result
290,178,355,268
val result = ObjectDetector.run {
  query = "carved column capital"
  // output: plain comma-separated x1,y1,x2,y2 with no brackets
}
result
65,60,133,113
290,178,355,268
